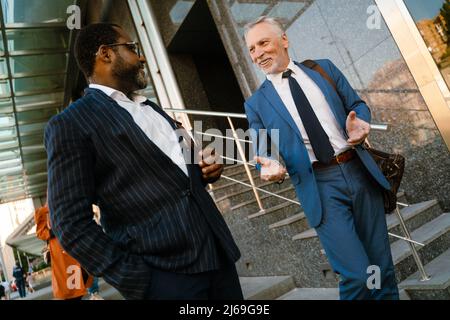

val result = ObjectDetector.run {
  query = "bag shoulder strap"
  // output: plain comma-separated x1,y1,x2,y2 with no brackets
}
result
301,59,337,91
301,59,351,116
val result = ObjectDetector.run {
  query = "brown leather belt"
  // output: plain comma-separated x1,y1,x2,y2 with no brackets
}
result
312,149,356,170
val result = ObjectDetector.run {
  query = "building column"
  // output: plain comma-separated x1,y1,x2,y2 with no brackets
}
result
0,244,8,282
128,0,192,129
32,196,45,210
0,245,15,282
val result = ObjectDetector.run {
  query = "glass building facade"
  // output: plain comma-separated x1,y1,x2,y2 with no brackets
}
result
144,0,450,209
2,0,448,208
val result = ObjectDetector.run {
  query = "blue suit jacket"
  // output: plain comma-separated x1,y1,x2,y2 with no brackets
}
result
244,59,390,228
44,88,240,299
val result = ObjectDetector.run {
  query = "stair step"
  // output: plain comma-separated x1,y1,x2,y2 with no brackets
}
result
269,212,306,229
391,213,450,265
214,175,292,200
240,276,296,300
275,287,411,300
291,199,440,242
221,164,252,177
399,248,450,299
229,186,297,212
214,165,258,187
399,288,411,300
215,179,294,207
211,173,260,196
222,163,244,172
248,201,299,220
216,168,258,182
277,288,339,300
292,228,317,241
276,287,411,300
291,212,450,283
387,200,438,228
397,190,407,204
102,276,297,300
24,276,296,300
215,183,267,204
387,200,441,240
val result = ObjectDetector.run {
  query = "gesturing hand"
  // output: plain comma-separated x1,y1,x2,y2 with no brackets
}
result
346,111,370,145
255,156,287,182
199,148,223,184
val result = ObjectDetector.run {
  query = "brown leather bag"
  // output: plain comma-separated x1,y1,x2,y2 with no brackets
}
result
362,143,405,213
301,60,405,213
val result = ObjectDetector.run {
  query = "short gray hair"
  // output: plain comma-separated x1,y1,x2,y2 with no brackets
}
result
244,16,285,39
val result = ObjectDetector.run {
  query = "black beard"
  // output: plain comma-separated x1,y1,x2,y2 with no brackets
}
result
112,54,147,91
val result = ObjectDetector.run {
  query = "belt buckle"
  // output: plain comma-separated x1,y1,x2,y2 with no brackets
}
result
336,151,345,164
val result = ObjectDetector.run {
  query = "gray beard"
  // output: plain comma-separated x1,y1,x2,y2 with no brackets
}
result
263,61,282,75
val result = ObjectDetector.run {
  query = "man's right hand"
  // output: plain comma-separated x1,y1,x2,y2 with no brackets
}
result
254,156,287,182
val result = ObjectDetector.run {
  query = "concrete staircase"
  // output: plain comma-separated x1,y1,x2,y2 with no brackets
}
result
22,164,449,300
214,164,450,300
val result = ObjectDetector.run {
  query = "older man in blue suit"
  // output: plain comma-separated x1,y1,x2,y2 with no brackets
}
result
244,16,399,300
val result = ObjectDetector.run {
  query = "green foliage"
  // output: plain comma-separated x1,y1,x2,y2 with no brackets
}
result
33,260,49,272
440,0,450,44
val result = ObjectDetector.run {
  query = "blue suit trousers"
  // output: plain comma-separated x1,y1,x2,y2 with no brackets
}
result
314,157,399,300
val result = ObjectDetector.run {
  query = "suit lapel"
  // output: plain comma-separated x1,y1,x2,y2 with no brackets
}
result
260,80,304,141
142,99,178,130
142,100,198,181
85,88,191,181
143,101,200,183
260,61,347,140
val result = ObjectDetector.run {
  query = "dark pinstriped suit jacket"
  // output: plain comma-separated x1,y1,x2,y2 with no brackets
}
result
44,88,240,300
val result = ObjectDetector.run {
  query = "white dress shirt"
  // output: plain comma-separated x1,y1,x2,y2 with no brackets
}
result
267,60,351,163
89,84,188,176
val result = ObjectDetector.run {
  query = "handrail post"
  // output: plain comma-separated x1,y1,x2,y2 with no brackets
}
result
227,117,265,213
394,206,431,281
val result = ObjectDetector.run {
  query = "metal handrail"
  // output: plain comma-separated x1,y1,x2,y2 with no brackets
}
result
165,108,390,130
165,107,429,281
220,161,424,246
164,108,264,212
165,108,247,119
221,162,430,280
221,174,301,206
227,117,265,213
220,156,248,165
196,131,252,144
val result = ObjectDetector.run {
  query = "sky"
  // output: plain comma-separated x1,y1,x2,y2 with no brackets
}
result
404,0,445,21
0,199,34,244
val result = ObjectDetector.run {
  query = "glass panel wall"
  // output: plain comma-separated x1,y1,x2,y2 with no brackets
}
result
403,1,450,89
1,0,73,24
0,0,72,202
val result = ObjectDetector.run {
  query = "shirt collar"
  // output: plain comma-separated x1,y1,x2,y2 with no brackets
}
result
88,84,147,104
266,60,297,86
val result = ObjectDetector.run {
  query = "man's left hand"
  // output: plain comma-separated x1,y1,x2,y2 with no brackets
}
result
199,148,223,184
346,111,370,145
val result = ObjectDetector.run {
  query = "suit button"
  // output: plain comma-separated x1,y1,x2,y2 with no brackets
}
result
185,190,191,197
309,168,313,174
